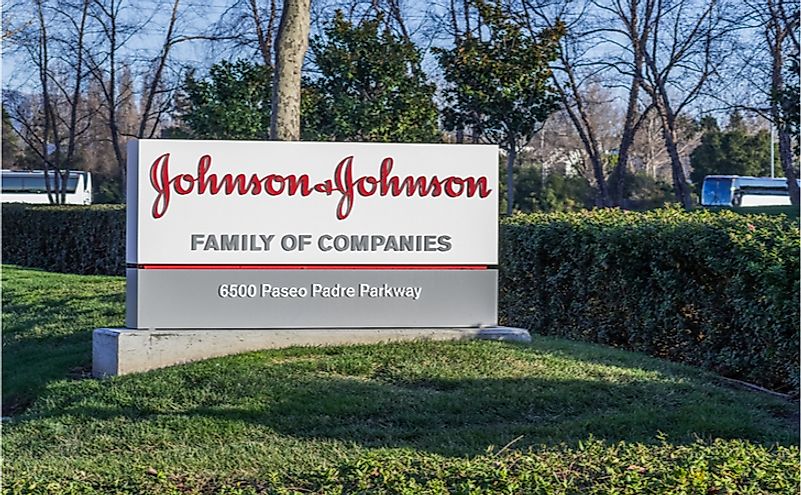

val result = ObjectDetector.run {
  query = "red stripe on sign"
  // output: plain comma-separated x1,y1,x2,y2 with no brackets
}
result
138,264,488,270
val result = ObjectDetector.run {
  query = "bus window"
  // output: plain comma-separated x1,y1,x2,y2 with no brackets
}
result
22,175,79,193
1,170,92,205
2,176,24,192
701,177,733,206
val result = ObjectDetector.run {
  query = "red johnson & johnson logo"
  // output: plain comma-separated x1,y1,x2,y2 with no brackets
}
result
149,153,493,220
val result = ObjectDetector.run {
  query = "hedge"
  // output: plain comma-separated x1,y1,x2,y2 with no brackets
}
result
499,207,800,393
2,204,799,391
2,204,125,276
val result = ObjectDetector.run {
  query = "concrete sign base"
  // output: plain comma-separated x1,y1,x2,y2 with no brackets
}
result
92,327,531,377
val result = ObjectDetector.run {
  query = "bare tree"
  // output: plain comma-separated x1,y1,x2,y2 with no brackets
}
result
765,0,799,204
270,0,312,140
638,0,736,208
521,0,656,208
522,0,611,206
632,111,702,182
2,0,34,44
136,0,182,139
89,0,209,197
210,0,280,69
691,0,798,204
596,0,657,207
86,0,127,196
527,98,621,182
5,0,93,203
76,66,137,201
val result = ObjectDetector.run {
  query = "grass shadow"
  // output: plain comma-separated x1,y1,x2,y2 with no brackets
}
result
12,341,798,458
189,375,797,455
2,266,124,414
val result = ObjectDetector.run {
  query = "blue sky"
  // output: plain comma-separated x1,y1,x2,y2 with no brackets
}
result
1,0,775,126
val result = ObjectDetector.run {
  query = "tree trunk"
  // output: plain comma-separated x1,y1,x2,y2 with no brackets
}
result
615,137,632,207
106,0,126,199
270,0,311,141
613,78,643,208
551,63,610,208
589,154,608,208
661,120,692,209
138,0,180,140
612,0,649,208
36,0,56,204
767,0,799,206
778,128,800,205
506,144,516,215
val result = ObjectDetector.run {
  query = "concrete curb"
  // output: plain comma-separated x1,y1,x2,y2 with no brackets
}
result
92,326,531,377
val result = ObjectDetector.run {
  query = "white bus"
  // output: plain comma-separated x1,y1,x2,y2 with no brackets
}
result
1,169,93,205
701,175,799,207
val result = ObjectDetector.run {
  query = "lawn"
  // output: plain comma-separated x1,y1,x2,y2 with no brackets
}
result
2,265,799,494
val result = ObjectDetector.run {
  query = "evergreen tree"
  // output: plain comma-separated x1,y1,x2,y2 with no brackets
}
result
690,114,778,189
435,0,564,214
302,12,440,143
2,107,21,167
178,60,271,140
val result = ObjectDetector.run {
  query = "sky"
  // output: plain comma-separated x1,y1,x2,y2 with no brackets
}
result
1,0,389,83
1,0,778,128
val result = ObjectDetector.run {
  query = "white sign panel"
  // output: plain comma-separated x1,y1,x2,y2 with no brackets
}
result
127,140,498,265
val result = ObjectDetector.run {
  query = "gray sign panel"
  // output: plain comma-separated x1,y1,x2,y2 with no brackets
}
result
127,269,497,329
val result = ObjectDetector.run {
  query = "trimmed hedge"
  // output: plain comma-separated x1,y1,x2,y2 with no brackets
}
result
499,208,800,393
5,439,799,494
2,205,799,391
2,204,125,275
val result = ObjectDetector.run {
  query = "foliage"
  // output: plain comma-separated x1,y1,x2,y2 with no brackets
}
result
502,161,676,214
92,175,125,204
6,439,799,494
500,207,801,392
706,205,799,218
1,205,125,275
2,267,798,493
434,1,564,150
689,114,779,189
303,12,440,143
608,170,675,210
177,60,272,139
504,166,595,213
2,106,21,167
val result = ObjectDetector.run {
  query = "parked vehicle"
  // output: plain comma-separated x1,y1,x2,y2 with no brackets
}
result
1,169,93,205
700,175,799,207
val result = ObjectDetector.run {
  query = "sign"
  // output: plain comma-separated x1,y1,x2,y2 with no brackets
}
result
126,139,499,329
127,269,497,329
127,140,498,265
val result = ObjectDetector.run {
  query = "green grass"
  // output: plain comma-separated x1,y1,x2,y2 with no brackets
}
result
2,265,799,494
2,266,124,412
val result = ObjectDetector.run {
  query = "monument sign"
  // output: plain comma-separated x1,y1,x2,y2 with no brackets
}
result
93,139,518,377
126,140,499,329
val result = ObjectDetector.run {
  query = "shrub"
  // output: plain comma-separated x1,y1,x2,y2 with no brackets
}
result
1,204,125,276
500,207,800,393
